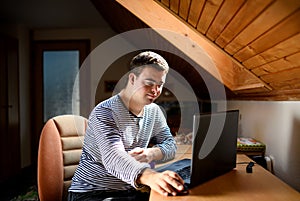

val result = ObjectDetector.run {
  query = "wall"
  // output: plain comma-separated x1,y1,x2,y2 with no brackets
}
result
227,100,300,191
33,28,115,51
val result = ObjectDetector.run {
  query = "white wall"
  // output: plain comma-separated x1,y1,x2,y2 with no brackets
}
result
227,100,300,191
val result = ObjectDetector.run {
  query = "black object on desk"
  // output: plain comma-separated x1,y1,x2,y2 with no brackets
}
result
246,162,255,173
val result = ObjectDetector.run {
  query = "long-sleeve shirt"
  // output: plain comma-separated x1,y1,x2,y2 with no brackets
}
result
69,94,177,192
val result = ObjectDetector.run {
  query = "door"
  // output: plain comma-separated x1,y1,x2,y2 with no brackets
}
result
32,40,90,165
0,35,20,182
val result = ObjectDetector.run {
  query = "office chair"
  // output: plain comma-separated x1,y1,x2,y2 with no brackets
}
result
37,114,87,201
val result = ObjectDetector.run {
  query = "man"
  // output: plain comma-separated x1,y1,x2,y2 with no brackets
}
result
68,51,185,201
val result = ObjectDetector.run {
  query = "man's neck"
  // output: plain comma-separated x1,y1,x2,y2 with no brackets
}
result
119,90,144,117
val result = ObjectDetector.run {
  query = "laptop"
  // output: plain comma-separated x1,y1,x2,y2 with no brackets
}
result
155,110,239,189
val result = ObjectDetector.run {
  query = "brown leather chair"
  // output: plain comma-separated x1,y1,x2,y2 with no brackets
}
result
37,114,87,201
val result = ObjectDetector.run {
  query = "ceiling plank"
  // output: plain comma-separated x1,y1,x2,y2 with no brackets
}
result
234,9,300,62
187,0,205,27
251,52,300,76
234,89,300,101
269,79,300,90
179,0,192,21
261,67,300,84
170,0,180,14
232,85,269,94
215,0,272,48
243,33,300,69
196,0,223,34
225,0,300,55
114,0,270,94
206,0,245,41
161,0,170,7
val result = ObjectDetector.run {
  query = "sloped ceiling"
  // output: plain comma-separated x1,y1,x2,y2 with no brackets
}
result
91,0,300,101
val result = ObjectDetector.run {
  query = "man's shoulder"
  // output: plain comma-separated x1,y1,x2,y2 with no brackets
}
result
91,95,120,116
91,95,123,120
146,103,166,115
96,95,120,108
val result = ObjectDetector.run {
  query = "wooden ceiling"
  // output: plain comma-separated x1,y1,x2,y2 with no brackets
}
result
91,0,300,101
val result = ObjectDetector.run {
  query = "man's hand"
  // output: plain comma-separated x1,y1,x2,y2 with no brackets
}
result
128,147,162,163
137,168,185,196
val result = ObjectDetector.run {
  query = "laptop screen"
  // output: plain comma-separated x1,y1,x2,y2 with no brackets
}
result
190,110,239,187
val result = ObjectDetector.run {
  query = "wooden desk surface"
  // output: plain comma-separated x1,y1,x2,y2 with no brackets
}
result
150,145,300,201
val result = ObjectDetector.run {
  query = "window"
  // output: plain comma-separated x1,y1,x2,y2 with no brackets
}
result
43,50,80,121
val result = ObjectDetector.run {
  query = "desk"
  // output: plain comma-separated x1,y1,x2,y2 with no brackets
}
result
150,145,300,201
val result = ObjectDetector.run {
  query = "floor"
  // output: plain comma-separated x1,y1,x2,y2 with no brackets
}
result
1,166,37,201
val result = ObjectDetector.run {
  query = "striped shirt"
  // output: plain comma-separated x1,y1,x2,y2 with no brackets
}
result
69,94,177,192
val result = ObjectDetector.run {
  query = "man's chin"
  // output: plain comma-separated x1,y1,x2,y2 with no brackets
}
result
145,98,155,104
146,100,154,104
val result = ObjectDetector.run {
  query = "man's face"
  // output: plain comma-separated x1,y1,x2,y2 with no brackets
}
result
130,66,166,105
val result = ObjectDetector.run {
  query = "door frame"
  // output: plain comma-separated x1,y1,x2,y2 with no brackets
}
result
32,40,90,166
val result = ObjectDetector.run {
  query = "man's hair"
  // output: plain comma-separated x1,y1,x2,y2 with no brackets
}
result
129,51,169,76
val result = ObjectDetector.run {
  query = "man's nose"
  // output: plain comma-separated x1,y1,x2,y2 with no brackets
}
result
151,85,159,94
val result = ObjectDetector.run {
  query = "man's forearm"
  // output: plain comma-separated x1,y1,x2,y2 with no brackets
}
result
136,168,156,187
147,147,163,161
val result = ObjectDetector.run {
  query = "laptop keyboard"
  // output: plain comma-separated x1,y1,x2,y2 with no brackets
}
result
176,166,191,180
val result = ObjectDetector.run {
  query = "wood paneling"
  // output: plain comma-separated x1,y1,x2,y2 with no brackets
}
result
251,52,300,76
188,0,205,27
179,0,191,20
170,0,180,14
243,33,300,69
215,0,273,48
154,0,300,100
206,0,245,41
196,0,223,34
234,8,300,62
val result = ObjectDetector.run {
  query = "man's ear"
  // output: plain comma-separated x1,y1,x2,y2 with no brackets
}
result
128,73,135,85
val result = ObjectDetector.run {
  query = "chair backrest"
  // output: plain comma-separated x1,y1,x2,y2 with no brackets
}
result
38,115,87,201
